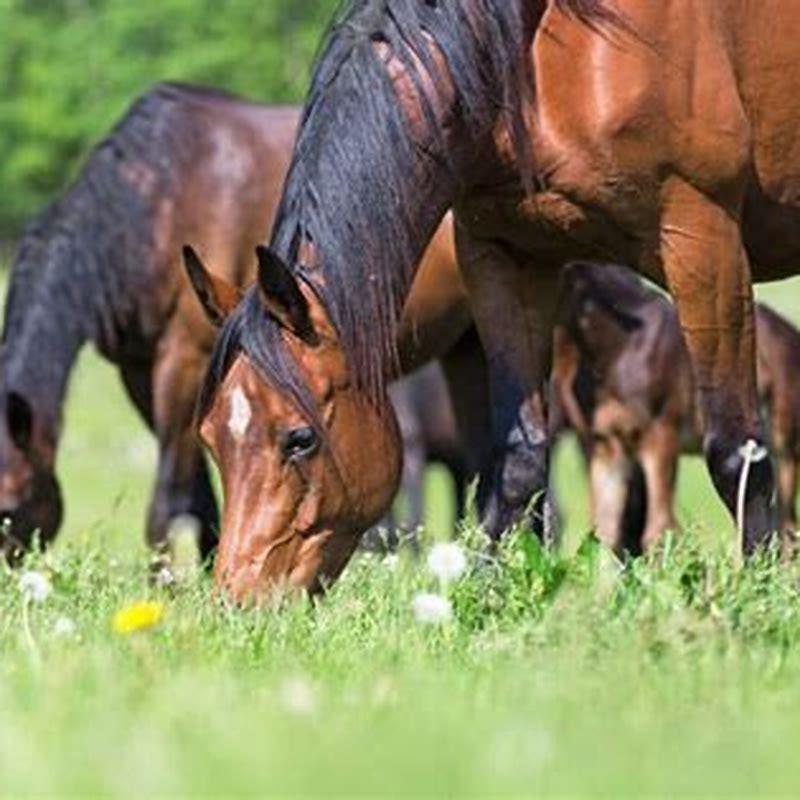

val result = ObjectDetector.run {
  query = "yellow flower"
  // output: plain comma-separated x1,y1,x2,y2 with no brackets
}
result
112,601,164,635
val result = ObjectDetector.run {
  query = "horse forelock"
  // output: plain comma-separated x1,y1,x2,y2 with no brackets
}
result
197,290,323,432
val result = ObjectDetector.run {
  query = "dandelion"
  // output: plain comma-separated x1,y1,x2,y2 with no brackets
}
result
412,592,453,625
427,542,467,584
19,571,52,603
278,676,317,716
53,616,77,638
112,601,164,634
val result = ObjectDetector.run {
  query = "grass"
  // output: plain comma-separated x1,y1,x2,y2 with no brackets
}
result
0,277,799,796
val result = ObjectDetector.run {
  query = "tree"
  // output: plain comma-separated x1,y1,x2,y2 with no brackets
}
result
0,0,337,236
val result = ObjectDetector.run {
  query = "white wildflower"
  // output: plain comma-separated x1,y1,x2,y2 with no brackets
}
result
412,592,453,625
19,571,52,603
53,616,77,638
278,676,317,716
426,542,467,584
738,439,768,463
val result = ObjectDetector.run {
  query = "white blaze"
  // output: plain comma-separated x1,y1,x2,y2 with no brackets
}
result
228,386,252,439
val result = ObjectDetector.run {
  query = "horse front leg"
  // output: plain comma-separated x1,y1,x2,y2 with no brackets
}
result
661,180,775,554
150,333,219,570
455,226,559,541
638,417,681,552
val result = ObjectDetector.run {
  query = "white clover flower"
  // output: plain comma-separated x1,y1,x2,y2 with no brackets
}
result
53,616,77,638
278,676,317,716
426,542,467,584
412,592,453,625
19,571,52,603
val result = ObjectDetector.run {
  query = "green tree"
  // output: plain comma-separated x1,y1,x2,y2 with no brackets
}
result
0,0,337,236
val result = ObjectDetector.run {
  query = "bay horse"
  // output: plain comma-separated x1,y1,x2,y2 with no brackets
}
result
0,82,298,562
554,261,800,556
194,0,800,600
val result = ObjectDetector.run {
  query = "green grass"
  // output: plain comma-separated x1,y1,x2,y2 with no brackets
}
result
1,278,799,796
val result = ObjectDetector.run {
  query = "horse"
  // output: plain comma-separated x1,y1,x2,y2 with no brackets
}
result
194,0,800,601
0,82,298,563
554,261,800,556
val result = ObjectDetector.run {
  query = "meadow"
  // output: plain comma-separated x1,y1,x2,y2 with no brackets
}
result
1,276,800,796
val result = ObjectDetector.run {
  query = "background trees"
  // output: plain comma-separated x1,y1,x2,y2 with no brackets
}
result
0,0,336,236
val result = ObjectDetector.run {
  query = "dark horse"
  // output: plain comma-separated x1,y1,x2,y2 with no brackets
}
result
191,0,800,601
0,83,298,561
554,261,800,556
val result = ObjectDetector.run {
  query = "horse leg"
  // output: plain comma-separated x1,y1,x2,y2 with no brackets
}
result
439,327,491,526
661,181,775,553
589,435,634,554
149,332,219,567
390,378,426,551
638,418,681,551
455,228,558,540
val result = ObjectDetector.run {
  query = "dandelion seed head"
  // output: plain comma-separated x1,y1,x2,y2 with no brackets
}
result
412,592,453,625
19,571,52,603
427,542,467,583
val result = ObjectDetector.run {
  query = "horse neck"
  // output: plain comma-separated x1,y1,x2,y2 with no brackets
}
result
1,263,89,448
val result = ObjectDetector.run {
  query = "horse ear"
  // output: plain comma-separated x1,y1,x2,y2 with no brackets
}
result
6,392,33,453
255,246,314,340
182,245,242,327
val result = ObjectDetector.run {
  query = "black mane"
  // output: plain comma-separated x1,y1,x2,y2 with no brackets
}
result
201,0,615,422
2,83,214,410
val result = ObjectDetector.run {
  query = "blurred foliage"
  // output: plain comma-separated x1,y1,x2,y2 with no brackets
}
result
0,0,338,236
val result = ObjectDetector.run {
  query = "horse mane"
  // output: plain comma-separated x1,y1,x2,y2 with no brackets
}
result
2,83,225,399
202,0,614,422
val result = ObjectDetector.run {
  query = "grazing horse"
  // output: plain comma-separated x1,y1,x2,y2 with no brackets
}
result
555,262,800,555
195,0,800,601
0,82,298,562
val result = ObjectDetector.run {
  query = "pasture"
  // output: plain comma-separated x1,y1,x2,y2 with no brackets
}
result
0,274,798,796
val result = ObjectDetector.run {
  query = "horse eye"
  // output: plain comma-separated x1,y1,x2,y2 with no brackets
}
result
282,426,319,460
